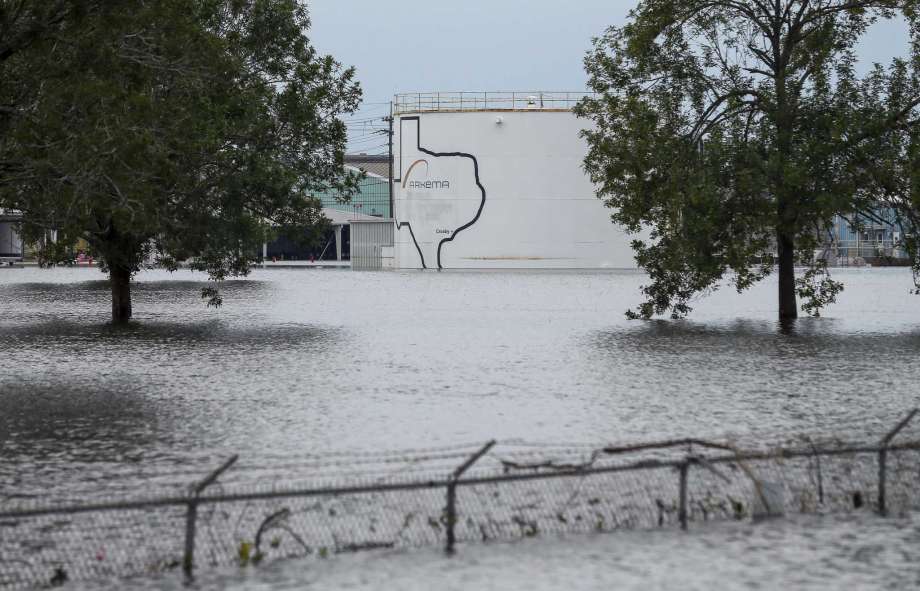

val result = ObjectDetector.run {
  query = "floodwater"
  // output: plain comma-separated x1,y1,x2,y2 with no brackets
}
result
117,511,919,591
3,267,920,589
2,267,920,502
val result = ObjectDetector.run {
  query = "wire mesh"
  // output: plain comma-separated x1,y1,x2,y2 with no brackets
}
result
454,464,681,545
0,504,186,590
185,486,448,572
2,424,920,590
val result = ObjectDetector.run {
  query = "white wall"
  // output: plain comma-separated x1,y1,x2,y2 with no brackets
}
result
393,110,638,269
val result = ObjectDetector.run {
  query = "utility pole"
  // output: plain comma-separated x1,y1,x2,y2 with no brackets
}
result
386,102,394,219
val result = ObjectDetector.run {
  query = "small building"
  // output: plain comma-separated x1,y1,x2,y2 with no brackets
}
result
0,209,23,262
350,218,395,271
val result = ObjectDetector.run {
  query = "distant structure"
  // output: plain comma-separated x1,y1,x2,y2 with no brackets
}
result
263,165,390,265
345,154,390,179
317,164,390,219
383,91,638,270
0,209,23,262
821,211,910,266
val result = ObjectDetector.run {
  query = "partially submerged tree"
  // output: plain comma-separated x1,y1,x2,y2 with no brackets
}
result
578,0,920,321
0,0,360,321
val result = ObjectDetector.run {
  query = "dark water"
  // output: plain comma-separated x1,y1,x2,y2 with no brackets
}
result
2,267,920,502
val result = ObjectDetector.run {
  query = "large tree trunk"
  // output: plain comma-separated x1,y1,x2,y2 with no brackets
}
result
110,264,133,322
772,61,798,324
777,230,797,322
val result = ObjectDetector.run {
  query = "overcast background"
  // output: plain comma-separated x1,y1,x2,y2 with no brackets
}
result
306,1,911,153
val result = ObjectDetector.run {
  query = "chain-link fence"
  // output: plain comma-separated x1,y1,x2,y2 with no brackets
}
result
3,410,920,590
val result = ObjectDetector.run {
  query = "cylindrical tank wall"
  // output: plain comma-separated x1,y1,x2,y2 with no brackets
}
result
392,110,637,270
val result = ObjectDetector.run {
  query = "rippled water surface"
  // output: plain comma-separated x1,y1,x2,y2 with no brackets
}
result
2,267,920,501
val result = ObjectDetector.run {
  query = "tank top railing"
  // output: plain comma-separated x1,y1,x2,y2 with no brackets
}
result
392,91,593,115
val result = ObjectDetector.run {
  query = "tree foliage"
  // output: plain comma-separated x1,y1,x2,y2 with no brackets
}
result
0,0,360,319
577,0,920,320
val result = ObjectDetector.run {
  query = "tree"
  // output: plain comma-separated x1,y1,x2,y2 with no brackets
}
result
0,1,95,63
0,0,360,321
848,59,920,292
577,0,920,321
1,2,98,165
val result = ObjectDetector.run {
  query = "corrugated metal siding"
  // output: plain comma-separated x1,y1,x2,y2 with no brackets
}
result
350,221,394,271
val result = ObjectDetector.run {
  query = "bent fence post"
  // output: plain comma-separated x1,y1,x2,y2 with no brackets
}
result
445,441,496,555
805,438,824,506
183,455,239,578
878,409,918,516
677,454,729,530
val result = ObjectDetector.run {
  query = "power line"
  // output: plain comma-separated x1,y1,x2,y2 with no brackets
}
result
347,136,387,144
342,117,387,125
345,129,385,136
347,143,389,153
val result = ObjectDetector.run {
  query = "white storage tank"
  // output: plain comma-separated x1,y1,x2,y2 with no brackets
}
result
391,92,638,270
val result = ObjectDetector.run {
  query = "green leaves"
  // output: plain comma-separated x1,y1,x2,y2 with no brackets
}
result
580,0,920,319
795,259,844,318
0,1,360,317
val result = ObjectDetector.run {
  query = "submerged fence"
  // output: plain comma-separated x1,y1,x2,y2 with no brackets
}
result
2,410,920,589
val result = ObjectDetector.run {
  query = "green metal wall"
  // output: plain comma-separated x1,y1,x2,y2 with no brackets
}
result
314,171,390,218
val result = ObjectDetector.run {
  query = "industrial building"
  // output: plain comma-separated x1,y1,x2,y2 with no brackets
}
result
263,165,390,265
317,164,390,219
384,91,638,270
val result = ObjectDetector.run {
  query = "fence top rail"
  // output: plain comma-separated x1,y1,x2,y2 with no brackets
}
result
3,439,919,521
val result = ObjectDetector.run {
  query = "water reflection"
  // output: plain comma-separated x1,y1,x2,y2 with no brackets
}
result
0,278,268,297
0,380,167,502
0,276,271,326
0,382,157,443
584,319,920,444
591,317,920,354
0,319,337,347
0,312,342,501
2,267,920,504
